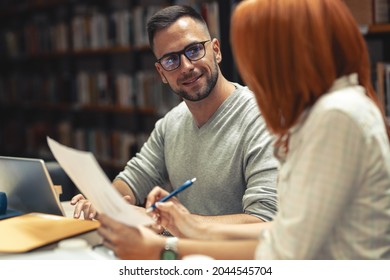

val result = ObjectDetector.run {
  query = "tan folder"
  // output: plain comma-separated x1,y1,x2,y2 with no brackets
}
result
0,213,100,253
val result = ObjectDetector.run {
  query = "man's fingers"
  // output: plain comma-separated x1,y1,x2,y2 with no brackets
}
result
73,200,86,219
70,194,85,205
73,199,96,220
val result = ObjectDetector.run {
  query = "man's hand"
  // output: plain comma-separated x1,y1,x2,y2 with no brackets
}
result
71,194,98,220
71,190,165,235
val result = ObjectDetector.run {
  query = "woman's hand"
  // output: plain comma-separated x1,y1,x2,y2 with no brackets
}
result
125,200,165,234
98,213,164,259
145,186,205,238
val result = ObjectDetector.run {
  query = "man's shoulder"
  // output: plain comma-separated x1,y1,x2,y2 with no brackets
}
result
233,83,251,92
233,83,256,100
231,83,261,114
156,101,190,128
164,101,188,116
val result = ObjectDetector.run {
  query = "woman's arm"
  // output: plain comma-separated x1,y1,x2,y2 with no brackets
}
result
178,238,259,259
204,221,272,240
97,213,259,260
154,199,271,240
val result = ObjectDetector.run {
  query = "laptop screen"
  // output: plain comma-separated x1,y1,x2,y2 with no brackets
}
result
0,156,65,216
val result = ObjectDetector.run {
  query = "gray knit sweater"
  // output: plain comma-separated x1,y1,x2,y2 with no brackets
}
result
116,84,278,221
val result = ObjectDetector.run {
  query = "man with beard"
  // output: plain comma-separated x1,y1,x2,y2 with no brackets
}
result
71,5,278,227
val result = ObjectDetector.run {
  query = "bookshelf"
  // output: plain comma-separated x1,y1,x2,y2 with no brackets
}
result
1,0,387,181
363,26,390,119
367,24,390,33
0,0,231,179
343,0,390,119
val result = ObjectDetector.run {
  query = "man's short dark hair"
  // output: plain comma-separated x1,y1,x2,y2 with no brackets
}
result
147,5,209,51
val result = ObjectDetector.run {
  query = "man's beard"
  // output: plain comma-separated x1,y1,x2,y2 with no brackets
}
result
173,58,219,102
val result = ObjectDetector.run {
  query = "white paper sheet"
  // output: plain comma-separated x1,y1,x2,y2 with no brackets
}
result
47,137,153,227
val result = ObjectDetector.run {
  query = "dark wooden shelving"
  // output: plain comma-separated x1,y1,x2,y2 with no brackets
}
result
0,0,226,179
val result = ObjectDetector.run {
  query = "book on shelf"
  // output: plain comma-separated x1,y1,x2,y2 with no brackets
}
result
1,2,185,55
73,68,180,112
1,9,69,56
173,0,201,9
115,72,135,107
343,0,390,26
110,10,133,47
90,12,110,50
53,21,69,52
68,126,150,167
0,67,179,112
76,71,90,104
71,10,89,51
133,5,162,48
135,70,160,109
57,120,73,148
25,121,52,156
3,30,20,58
71,5,136,50
201,1,220,40
19,120,150,167
135,70,181,115
376,61,390,117
172,0,220,40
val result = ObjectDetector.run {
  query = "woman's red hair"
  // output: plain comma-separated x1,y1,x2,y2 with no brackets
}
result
231,0,390,141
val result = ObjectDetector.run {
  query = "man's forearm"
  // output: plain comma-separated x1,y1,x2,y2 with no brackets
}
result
112,179,137,205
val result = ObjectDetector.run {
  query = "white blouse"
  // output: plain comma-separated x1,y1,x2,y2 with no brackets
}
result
255,74,390,259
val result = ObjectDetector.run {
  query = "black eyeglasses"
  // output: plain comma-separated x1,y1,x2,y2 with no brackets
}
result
156,40,211,71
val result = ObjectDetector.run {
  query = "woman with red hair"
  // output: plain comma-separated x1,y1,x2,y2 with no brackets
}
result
97,0,390,259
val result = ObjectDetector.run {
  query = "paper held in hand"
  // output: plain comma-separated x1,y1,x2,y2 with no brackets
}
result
47,137,153,227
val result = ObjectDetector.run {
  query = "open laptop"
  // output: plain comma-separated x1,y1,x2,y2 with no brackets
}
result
0,156,65,216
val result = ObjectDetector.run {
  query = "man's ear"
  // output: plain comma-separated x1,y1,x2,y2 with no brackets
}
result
155,63,168,83
212,38,222,63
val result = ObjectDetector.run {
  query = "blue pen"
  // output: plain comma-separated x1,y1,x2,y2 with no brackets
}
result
146,178,196,213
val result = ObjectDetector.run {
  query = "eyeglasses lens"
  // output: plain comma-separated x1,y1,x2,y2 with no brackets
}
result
159,41,208,71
